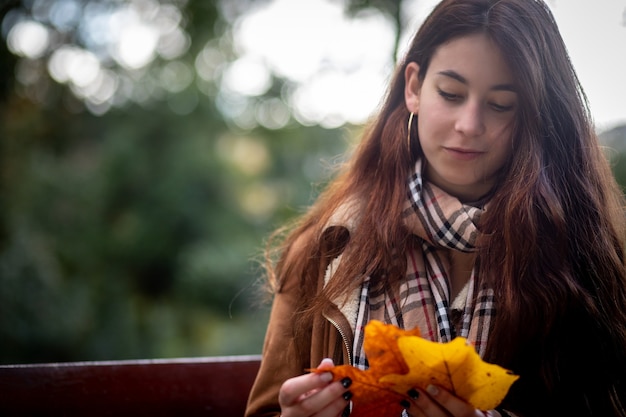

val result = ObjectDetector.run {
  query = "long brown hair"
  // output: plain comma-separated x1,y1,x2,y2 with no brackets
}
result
266,0,626,414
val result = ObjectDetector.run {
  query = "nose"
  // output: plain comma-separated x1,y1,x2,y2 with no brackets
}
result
454,100,485,137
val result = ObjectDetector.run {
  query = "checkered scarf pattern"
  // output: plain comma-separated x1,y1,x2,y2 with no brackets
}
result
352,160,495,370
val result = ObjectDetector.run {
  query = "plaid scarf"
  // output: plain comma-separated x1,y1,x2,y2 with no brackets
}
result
352,160,495,370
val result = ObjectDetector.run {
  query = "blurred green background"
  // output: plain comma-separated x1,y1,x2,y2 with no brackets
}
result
0,0,624,365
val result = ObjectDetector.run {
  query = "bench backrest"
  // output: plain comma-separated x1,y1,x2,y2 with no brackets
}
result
0,354,261,416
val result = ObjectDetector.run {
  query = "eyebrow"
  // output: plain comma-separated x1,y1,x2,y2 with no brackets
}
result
437,70,516,92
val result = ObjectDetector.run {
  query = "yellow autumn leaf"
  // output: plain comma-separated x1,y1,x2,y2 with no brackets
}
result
380,336,519,410
311,321,518,414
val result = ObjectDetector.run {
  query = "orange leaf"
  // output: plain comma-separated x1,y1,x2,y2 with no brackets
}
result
311,321,420,417
381,336,519,410
322,365,407,417
361,320,422,377
311,321,518,415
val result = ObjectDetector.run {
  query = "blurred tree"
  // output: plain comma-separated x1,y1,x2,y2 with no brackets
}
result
0,0,350,363
345,0,404,62
600,125,626,193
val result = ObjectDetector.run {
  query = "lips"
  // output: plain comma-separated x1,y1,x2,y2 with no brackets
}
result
444,146,484,161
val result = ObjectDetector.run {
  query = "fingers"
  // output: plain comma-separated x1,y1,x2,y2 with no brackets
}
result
279,367,333,407
283,357,335,404
403,385,488,417
279,374,351,417
279,359,353,417
316,357,335,370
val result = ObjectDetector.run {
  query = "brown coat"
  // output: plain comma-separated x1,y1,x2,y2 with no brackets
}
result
245,200,364,417
244,265,353,416
244,229,355,417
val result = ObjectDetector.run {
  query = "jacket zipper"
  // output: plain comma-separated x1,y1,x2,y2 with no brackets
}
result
323,312,352,364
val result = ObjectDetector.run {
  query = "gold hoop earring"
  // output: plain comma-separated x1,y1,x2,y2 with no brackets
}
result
407,112,415,153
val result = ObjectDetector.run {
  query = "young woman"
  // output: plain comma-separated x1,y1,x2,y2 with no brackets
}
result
245,0,626,416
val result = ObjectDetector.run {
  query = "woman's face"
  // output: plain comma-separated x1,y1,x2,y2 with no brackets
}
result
404,33,518,203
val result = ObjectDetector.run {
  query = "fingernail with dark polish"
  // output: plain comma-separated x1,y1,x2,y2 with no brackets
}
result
341,377,352,388
400,399,411,408
407,389,419,399
343,391,353,401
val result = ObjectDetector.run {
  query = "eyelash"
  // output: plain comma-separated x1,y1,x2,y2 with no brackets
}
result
437,88,460,101
490,103,514,112
437,88,514,112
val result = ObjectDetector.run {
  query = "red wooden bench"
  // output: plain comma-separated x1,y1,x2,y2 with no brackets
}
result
0,354,261,416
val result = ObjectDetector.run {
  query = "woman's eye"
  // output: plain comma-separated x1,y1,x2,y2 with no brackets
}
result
437,88,460,101
490,102,515,112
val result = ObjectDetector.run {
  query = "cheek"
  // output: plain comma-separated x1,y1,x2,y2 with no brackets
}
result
416,121,435,153
488,118,514,147
488,132,513,169
416,104,448,145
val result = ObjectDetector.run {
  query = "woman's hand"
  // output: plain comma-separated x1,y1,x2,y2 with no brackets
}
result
403,384,502,417
278,358,352,417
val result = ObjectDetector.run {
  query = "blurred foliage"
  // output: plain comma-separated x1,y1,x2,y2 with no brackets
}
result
0,0,624,365
0,90,350,362
0,0,354,364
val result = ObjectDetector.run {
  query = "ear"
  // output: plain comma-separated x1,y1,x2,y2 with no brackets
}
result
404,62,421,114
